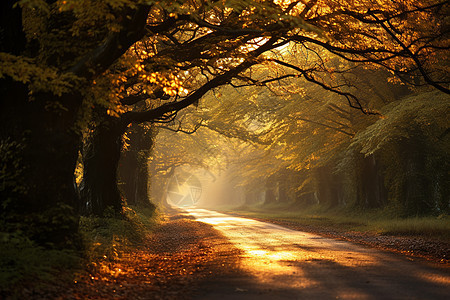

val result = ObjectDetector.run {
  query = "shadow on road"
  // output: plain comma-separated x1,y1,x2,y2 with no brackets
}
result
188,208,450,300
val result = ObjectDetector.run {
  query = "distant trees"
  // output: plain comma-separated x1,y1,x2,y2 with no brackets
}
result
349,91,450,215
149,123,223,207
1,0,448,246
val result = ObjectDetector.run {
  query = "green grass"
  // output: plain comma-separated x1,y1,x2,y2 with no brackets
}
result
224,203,450,240
371,216,450,238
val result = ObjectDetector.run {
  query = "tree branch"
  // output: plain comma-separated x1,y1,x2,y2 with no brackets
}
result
123,37,279,124
372,14,450,94
70,5,151,79
294,116,354,137
120,88,169,106
268,58,377,113
158,121,202,135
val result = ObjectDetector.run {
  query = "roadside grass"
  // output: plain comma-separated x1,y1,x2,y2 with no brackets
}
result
80,205,159,262
225,203,450,241
371,216,450,238
0,205,159,298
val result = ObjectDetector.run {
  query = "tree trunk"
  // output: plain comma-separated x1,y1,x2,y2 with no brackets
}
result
358,154,387,209
313,165,342,207
263,176,277,205
244,186,260,206
118,124,155,208
80,116,126,216
278,180,289,203
399,138,431,215
119,151,140,205
0,88,82,247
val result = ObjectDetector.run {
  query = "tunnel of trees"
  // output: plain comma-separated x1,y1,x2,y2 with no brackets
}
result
0,0,449,248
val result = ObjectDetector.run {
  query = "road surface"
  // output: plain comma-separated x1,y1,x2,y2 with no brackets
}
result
186,208,450,300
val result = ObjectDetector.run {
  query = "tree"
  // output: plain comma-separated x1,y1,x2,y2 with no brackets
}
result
349,91,450,215
1,0,152,245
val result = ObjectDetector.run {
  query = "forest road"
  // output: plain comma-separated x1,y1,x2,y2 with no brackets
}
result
185,208,450,300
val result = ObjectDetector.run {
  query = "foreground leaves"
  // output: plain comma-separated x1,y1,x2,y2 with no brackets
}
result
66,214,241,300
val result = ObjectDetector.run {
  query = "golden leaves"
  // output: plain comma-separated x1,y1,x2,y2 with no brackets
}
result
68,214,241,299
56,0,137,36
139,71,189,96
0,53,80,96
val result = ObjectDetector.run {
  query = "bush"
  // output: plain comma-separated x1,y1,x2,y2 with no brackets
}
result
79,205,158,261
0,232,80,297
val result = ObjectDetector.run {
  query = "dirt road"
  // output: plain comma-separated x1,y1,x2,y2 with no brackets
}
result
186,208,450,300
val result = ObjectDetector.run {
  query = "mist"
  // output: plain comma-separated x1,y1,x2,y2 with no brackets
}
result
149,66,450,219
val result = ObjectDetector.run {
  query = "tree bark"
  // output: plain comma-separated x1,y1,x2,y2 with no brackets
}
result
313,165,342,207
118,124,155,208
0,88,82,247
80,116,126,216
358,154,387,209
263,175,277,205
399,137,431,215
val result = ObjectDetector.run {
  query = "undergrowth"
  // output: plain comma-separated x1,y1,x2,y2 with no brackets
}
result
0,232,79,298
80,205,159,262
0,205,158,298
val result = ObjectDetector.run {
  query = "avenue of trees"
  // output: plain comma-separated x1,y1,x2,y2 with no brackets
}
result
151,67,449,217
1,0,449,247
